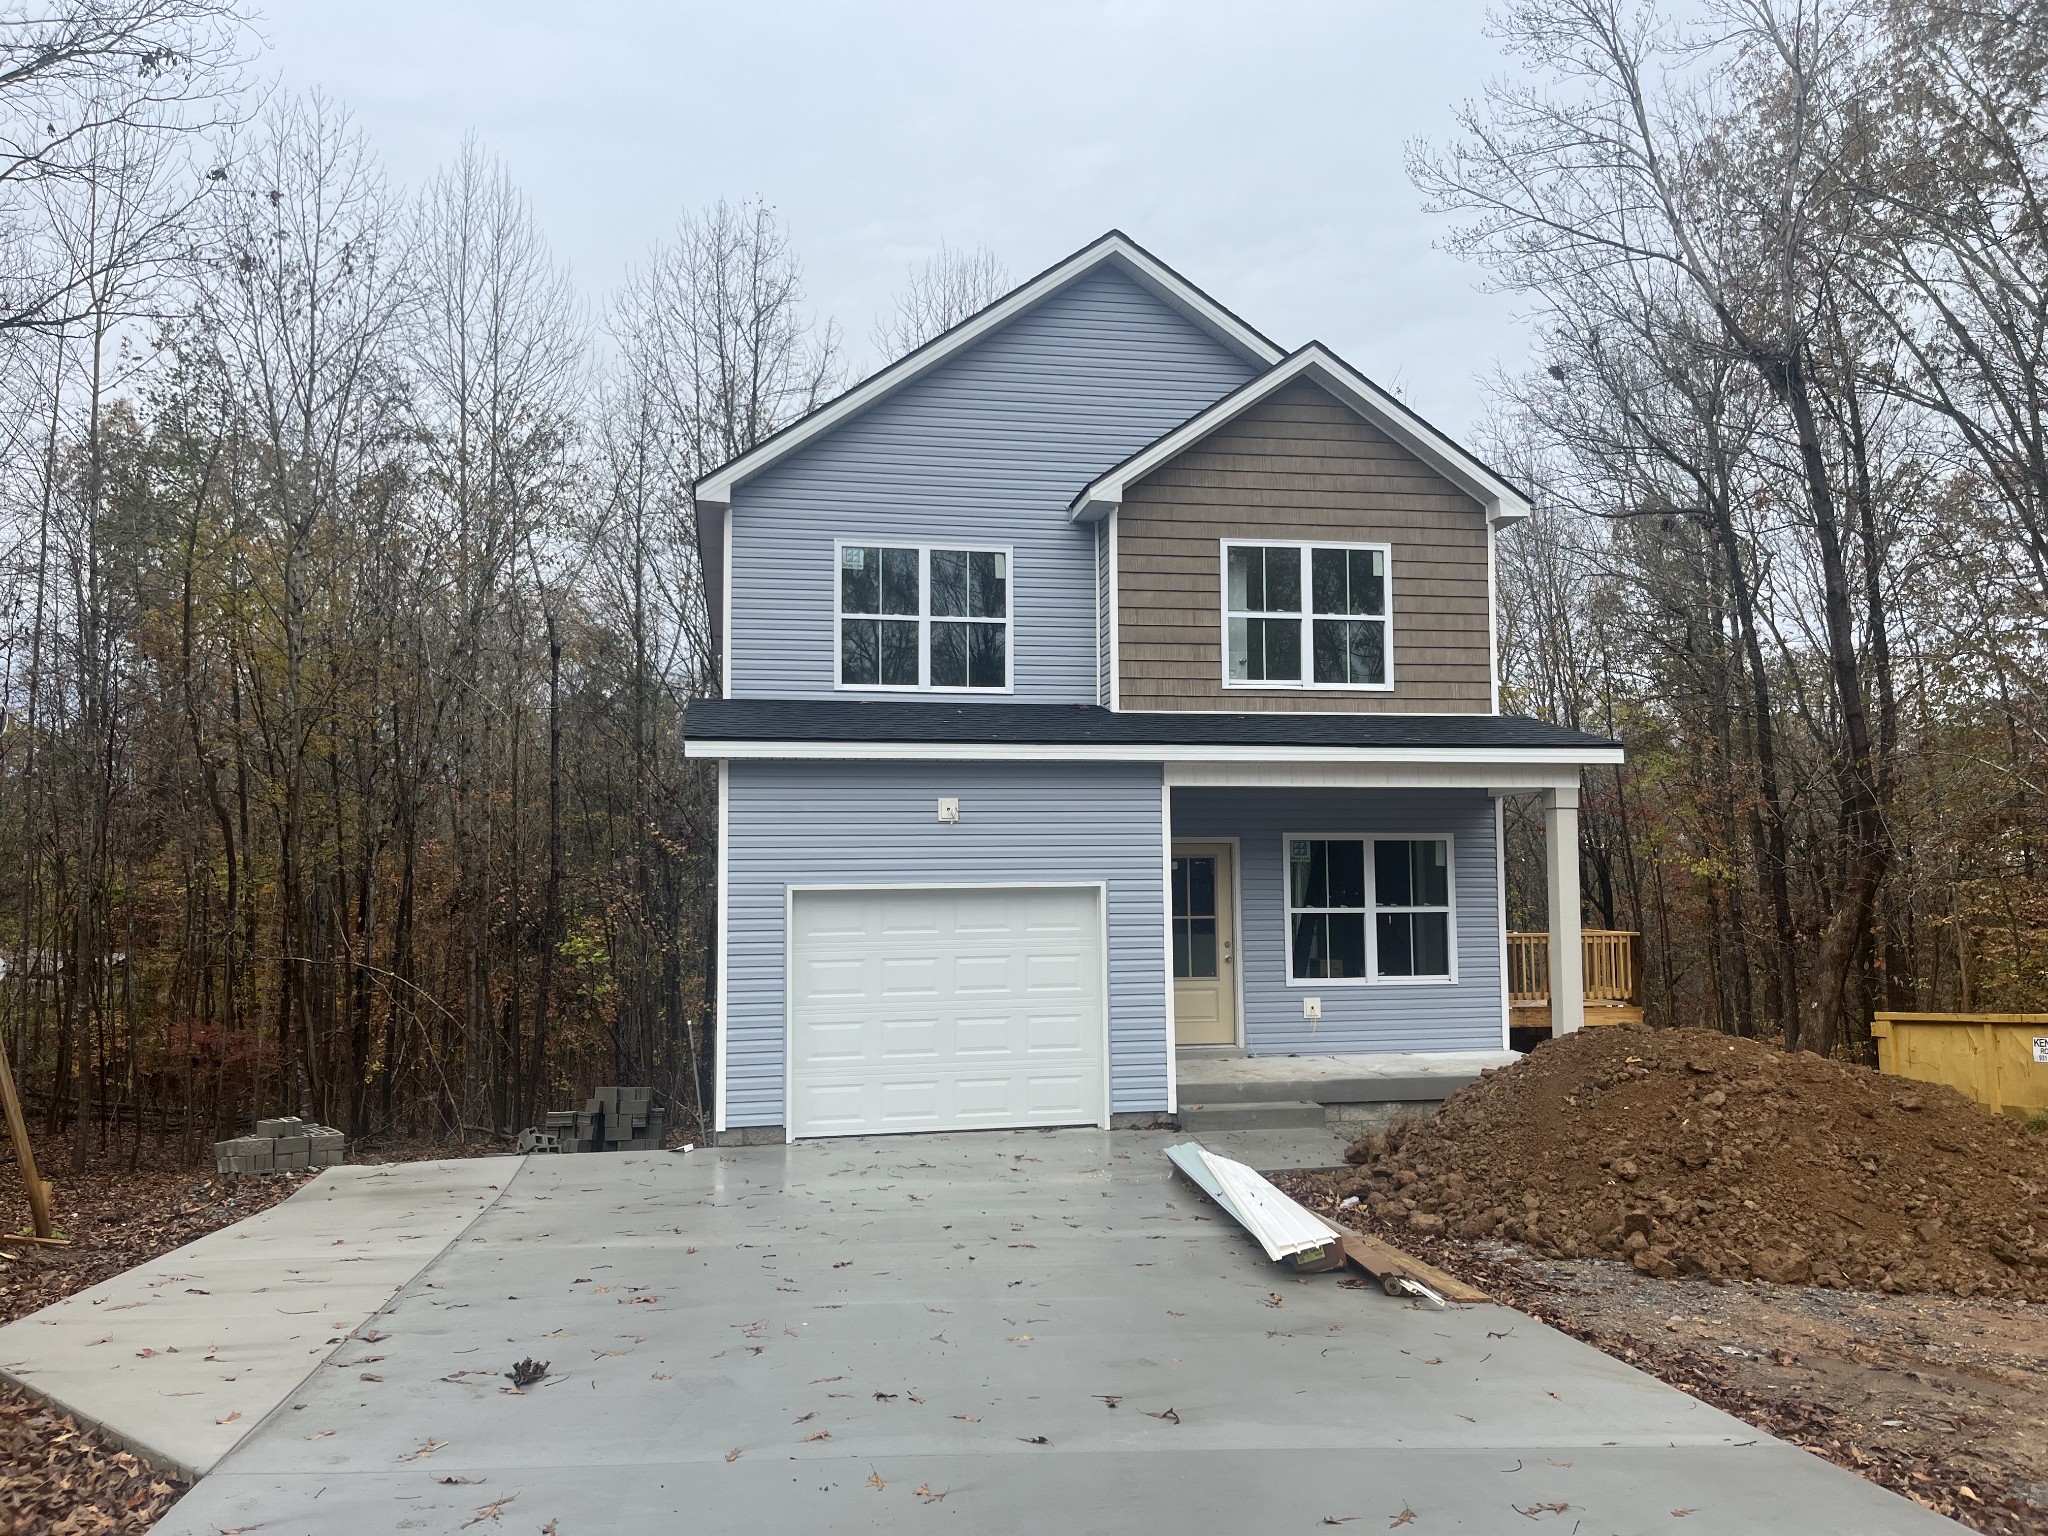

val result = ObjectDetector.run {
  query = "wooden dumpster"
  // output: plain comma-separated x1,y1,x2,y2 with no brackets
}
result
1869,1012,2048,1119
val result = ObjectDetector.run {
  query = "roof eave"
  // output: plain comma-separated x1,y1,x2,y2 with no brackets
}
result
694,231,1285,509
1069,344,1533,526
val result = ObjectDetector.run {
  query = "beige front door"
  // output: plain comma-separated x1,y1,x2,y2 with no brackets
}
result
1172,842,1238,1046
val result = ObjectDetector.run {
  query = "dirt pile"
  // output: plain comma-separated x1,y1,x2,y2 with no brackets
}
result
1333,1024,2048,1300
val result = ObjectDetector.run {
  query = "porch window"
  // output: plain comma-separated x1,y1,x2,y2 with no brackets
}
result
1223,541,1390,689
1287,835,1452,982
838,542,1009,690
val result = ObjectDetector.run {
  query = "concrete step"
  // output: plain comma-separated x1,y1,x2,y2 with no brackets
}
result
1176,1099,1329,1132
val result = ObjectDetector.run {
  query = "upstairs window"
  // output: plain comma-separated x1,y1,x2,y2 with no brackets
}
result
1287,835,1452,982
838,542,1009,691
1223,540,1389,689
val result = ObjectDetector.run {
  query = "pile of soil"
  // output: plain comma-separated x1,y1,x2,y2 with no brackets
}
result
1331,1024,2048,1300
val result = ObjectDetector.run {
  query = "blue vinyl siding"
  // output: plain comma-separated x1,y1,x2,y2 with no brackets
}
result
1172,788,1505,1054
727,266,1256,702
723,759,1169,1128
1096,519,1112,705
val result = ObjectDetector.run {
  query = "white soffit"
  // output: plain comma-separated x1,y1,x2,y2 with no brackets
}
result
681,739,1624,767
692,232,1285,511
1070,343,1533,527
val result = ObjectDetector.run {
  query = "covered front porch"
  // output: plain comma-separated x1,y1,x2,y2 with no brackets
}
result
1164,768,1596,1032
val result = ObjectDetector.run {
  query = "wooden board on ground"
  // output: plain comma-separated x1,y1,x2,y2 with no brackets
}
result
1328,1224,1489,1304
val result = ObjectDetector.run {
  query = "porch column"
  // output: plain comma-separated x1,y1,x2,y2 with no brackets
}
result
1544,785,1585,1034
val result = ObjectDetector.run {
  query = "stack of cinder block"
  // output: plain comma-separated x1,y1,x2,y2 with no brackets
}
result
214,1117,347,1176
537,1087,666,1153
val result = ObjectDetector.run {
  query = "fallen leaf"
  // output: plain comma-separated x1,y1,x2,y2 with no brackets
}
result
803,1431,830,1442
1143,1408,1180,1424
952,1414,980,1422
1322,1520,1358,1528
400,1439,450,1462
1018,1435,1050,1445
913,1484,947,1504
1006,1334,1032,1342
1671,1512,1697,1520
215,1411,241,1425
440,1475,485,1485
359,1373,383,1382
873,1391,897,1401
868,1471,887,1492
811,1375,843,1383
1263,1294,1283,1308
1424,1357,1442,1366
907,1391,924,1403
724,1448,742,1463
1514,1503,1570,1518
136,1348,158,1358
305,1430,334,1440
1390,1510,1417,1528
793,1412,816,1424
1095,1395,1122,1408
458,1494,516,1528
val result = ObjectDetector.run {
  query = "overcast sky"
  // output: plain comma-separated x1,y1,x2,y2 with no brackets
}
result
258,1,1532,436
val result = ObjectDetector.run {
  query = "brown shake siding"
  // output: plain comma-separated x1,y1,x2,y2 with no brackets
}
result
1115,379,1495,713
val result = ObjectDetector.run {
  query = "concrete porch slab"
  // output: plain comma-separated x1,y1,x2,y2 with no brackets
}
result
0,1157,520,1478
1176,1049,1517,1106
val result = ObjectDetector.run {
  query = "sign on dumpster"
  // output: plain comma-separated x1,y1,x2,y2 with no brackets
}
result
2034,1037,2048,1064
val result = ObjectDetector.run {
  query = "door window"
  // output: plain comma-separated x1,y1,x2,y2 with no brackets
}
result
1171,856,1219,979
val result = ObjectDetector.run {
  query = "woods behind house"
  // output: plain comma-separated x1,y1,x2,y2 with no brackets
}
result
1,0,2044,1162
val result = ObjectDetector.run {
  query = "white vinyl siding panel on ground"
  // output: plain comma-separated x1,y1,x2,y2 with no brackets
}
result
728,266,1257,703
724,759,1169,1128
789,886,1105,1137
1172,787,1503,1053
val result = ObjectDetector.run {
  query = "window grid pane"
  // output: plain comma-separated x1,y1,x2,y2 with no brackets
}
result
840,544,1008,692
1289,836,1449,981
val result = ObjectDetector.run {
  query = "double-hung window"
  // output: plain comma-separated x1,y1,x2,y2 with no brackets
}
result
838,541,1009,691
1286,835,1453,982
1223,540,1390,689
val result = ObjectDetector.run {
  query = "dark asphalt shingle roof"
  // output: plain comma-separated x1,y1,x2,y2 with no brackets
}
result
683,697,1618,752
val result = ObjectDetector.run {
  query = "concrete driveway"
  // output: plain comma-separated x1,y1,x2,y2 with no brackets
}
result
142,1131,1953,1535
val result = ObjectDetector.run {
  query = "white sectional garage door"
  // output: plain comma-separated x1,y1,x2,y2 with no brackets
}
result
789,886,1106,1138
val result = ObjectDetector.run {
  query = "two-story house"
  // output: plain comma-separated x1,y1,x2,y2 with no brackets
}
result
683,232,1621,1144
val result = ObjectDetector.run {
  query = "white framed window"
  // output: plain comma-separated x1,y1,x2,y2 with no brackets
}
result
1222,539,1391,689
835,539,1011,692
1284,834,1454,984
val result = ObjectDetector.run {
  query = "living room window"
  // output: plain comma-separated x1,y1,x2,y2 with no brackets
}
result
837,541,1010,691
1223,540,1390,689
1286,835,1453,982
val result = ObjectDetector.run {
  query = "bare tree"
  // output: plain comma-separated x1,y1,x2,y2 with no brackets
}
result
870,239,1009,361
0,0,249,331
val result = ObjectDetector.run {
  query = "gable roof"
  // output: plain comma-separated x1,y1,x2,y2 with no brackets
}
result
1069,342,1532,527
691,231,1286,510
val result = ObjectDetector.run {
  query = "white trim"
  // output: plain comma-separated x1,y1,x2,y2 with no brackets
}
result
695,233,1282,510
1170,833,1245,1053
1280,831,1461,988
686,738,1625,767
1494,793,1511,1050
832,538,1015,695
1165,761,1585,791
714,760,729,1133
782,880,1114,1139
1161,782,1176,1114
1485,520,1501,715
1219,538,1394,692
1107,508,1122,711
1094,519,1106,707
1071,343,1532,526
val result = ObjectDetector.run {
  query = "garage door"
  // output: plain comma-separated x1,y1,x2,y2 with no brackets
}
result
789,886,1106,1138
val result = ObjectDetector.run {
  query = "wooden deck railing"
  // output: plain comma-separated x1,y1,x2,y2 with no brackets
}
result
1506,931,1642,1008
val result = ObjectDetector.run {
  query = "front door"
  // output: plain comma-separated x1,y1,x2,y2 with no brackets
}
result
1171,842,1237,1046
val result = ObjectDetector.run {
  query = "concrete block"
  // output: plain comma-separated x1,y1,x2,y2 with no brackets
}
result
272,1136,310,1158
255,1117,304,1138
310,1145,345,1167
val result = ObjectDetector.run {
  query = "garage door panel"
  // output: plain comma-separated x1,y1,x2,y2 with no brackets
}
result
879,955,940,997
790,887,1105,1138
